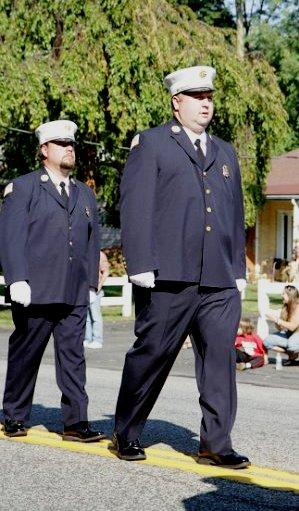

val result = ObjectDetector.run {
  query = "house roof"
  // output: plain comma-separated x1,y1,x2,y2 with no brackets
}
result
265,149,299,197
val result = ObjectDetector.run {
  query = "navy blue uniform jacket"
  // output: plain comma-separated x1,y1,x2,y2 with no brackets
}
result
120,119,246,287
0,168,100,305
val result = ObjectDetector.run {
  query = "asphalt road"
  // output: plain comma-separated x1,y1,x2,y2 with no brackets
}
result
0,321,298,510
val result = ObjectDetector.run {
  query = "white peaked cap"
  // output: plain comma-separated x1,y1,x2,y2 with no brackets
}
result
35,120,78,145
164,66,216,96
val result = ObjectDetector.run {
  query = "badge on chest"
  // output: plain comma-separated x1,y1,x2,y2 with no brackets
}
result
85,206,90,217
222,164,230,178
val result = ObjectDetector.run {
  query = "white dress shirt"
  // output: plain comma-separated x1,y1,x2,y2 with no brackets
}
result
45,167,70,196
183,127,207,156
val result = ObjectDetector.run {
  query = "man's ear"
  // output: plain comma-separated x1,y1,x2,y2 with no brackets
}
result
172,94,180,111
40,143,48,159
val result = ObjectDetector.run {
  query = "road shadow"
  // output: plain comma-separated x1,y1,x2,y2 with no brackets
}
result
0,405,114,437
182,477,298,510
0,407,200,453
90,415,199,453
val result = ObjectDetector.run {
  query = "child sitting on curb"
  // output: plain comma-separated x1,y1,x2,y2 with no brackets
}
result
235,318,266,370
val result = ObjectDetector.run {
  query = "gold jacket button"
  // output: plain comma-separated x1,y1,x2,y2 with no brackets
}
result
206,189,211,194
206,225,212,232
206,207,212,213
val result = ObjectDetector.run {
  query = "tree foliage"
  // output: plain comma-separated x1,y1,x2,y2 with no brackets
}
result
170,0,235,27
247,1,299,147
0,0,289,226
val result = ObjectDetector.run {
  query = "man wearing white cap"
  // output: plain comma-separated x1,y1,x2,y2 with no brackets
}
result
113,66,250,468
0,120,105,442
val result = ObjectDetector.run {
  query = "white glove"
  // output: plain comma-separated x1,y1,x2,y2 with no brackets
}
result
10,281,31,307
89,289,97,304
130,271,155,288
236,279,247,293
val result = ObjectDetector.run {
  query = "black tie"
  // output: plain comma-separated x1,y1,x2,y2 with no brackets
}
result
194,139,205,167
60,181,69,208
195,139,205,157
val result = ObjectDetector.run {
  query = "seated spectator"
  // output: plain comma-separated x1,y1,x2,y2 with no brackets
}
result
235,318,266,370
264,285,299,363
284,245,299,283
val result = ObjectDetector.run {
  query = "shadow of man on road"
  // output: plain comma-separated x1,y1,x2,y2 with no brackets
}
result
182,477,298,511
90,415,200,455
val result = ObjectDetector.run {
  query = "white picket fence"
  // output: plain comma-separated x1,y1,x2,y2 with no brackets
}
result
101,276,132,317
0,275,5,306
0,274,133,317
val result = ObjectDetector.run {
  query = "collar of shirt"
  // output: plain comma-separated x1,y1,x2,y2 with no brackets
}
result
45,167,70,195
183,127,207,151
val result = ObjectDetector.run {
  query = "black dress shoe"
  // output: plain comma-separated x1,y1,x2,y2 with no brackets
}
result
197,449,250,469
3,419,27,437
62,421,106,443
112,432,146,461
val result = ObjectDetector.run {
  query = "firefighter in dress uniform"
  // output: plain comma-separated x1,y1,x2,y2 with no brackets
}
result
112,66,250,469
0,120,105,442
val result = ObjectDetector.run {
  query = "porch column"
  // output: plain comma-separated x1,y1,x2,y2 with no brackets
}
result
254,213,260,277
292,199,299,245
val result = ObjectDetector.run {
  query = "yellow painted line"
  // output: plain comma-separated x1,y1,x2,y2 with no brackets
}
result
0,428,298,493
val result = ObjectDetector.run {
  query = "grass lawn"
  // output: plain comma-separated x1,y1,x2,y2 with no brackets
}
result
241,283,282,317
241,284,258,316
0,307,13,329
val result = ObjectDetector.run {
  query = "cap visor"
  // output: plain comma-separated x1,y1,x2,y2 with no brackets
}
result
174,86,214,95
41,137,76,145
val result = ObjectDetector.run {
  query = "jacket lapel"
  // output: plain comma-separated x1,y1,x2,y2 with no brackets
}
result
169,120,199,166
38,168,66,209
68,179,79,214
203,136,219,171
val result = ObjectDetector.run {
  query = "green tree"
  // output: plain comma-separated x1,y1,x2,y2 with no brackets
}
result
187,0,298,146
248,2,299,147
0,0,289,226
230,0,298,146
170,0,235,27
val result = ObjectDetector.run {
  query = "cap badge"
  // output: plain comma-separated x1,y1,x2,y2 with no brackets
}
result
85,206,90,217
41,174,49,182
199,70,207,78
222,165,230,178
171,125,181,134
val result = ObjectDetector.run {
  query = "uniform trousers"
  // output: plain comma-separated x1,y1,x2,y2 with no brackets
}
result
3,303,88,426
115,282,241,455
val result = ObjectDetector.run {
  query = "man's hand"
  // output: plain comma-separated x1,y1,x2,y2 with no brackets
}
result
10,281,31,307
130,271,155,288
235,279,247,293
89,288,98,304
